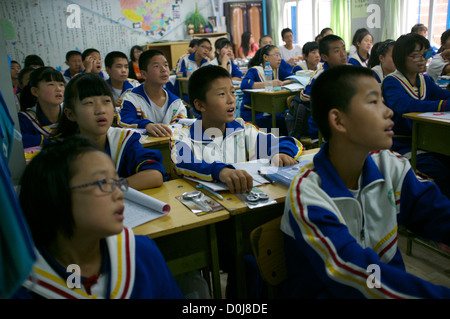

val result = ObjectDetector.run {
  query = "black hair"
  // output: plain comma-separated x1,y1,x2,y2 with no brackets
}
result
105,51,128,68
240,31,253,56
441,29,450,47
392,33,430,75
138,49,165,71
188,65,231,110
11,60,20,67
248,45,277,68
65,50,82,61
351,28,370,46
197,38,211,48
302,41,319,58
368,39,395,68
24,54,44,68
311,65,375,141
411,23,427,34
259,34,273,46
18,66,35,86
19,134,103,248
129,45,144,62
319,34,345,56
214,38,233,58
189,39,199,48
19,67,65,111
320,27,333,37
54,73,114,138
281,28,293,39
82,48,100,61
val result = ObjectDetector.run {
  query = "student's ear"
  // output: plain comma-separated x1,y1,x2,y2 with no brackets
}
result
30,86,39,98
328,108,347,134
105,67,111,75
141,69,147,81
320,54,328,63
64,108,76,122
65,61,69,66
193,98,206,113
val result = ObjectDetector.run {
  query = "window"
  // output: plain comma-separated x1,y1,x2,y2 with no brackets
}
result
282,0,332,47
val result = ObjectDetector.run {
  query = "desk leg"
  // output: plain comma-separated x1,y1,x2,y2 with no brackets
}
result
272,112,277,131
233,214,247,299
411,121,417,172
251,95,256,125
208,224,222,299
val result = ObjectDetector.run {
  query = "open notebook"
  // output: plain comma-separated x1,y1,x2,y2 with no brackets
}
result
123,187,170,228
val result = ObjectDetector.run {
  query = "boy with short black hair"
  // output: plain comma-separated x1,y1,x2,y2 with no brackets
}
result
63,50,84,83
81,48,109,79
171,64,303,193
281,65,450,298
104,51,139,109
118,49,186,137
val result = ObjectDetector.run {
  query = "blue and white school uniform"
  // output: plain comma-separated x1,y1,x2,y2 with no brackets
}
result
210,57,243,79
106,126,166,180
118,84,187,129
106,78,140,102
371,65,387,83
292,61,323,73
18,104,62,148
382,70,450,197
170,117,303,182
179,52,211,77
281,144,450,298
16,228,183,299
348,52,369,67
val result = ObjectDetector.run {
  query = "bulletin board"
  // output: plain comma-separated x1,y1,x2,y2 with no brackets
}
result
0,0,212,72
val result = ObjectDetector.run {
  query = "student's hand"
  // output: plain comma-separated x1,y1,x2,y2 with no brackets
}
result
221,54,231,68
281,80,292,86
145,123,172,137
441,49,450,62
114,98,123,108
84,56,94,73
272,79,284,87
219,168,253,194
271,153,298,167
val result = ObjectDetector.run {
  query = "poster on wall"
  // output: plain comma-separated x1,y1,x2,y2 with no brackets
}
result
351,0,385,43
0,0,212,72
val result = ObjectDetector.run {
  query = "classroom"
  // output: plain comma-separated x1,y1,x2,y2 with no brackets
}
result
1,0,450,306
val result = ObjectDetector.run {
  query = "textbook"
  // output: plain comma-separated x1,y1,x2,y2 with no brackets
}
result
279,82,304,91
123,187,170,228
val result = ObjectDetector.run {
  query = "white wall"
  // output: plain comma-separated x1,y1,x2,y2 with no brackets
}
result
0,0,213,71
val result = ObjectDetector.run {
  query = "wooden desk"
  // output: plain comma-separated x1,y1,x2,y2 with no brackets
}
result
246,89,301,129
140,135,171,174
403,112,450,171
186,148,319,298
133,179,229,299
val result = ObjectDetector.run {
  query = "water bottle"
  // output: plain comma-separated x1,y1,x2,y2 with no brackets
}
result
187,66,193,78
264,62,273,92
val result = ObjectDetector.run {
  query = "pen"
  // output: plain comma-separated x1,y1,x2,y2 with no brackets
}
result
258,170,275,184
196,184,224,200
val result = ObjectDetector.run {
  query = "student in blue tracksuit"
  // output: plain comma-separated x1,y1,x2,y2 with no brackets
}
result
104,51,139,110
14,135,183,299
348,28,373,68
281,65,450,299
81,48,109,80
382,33,450,198
171,65,303,298
368,39,396,83
118,49,187,138
240,45,293,136
18,67,65,148
55,73,165,190
62,50,84,83
211,38,244,81
298,35,348,139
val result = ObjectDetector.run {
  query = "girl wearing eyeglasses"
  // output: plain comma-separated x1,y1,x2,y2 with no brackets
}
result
382,33,450,198
54,73,165,191
15,135,183,299
240,45,292,135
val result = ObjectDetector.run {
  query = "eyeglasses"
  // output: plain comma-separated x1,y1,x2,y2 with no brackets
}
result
71,177,128,193
200,45,212,51
408,48,434,61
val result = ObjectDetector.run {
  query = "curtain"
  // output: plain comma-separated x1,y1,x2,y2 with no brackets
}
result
330,0,351,48
269,0,283,46
382,0,401,41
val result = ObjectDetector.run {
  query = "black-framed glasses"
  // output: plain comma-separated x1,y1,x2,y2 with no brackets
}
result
408,48,434,61
71,177,128,193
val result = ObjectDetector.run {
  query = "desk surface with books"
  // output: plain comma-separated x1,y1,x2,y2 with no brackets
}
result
133,179,229,299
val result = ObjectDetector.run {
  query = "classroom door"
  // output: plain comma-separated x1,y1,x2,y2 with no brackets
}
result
224,1,264,58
